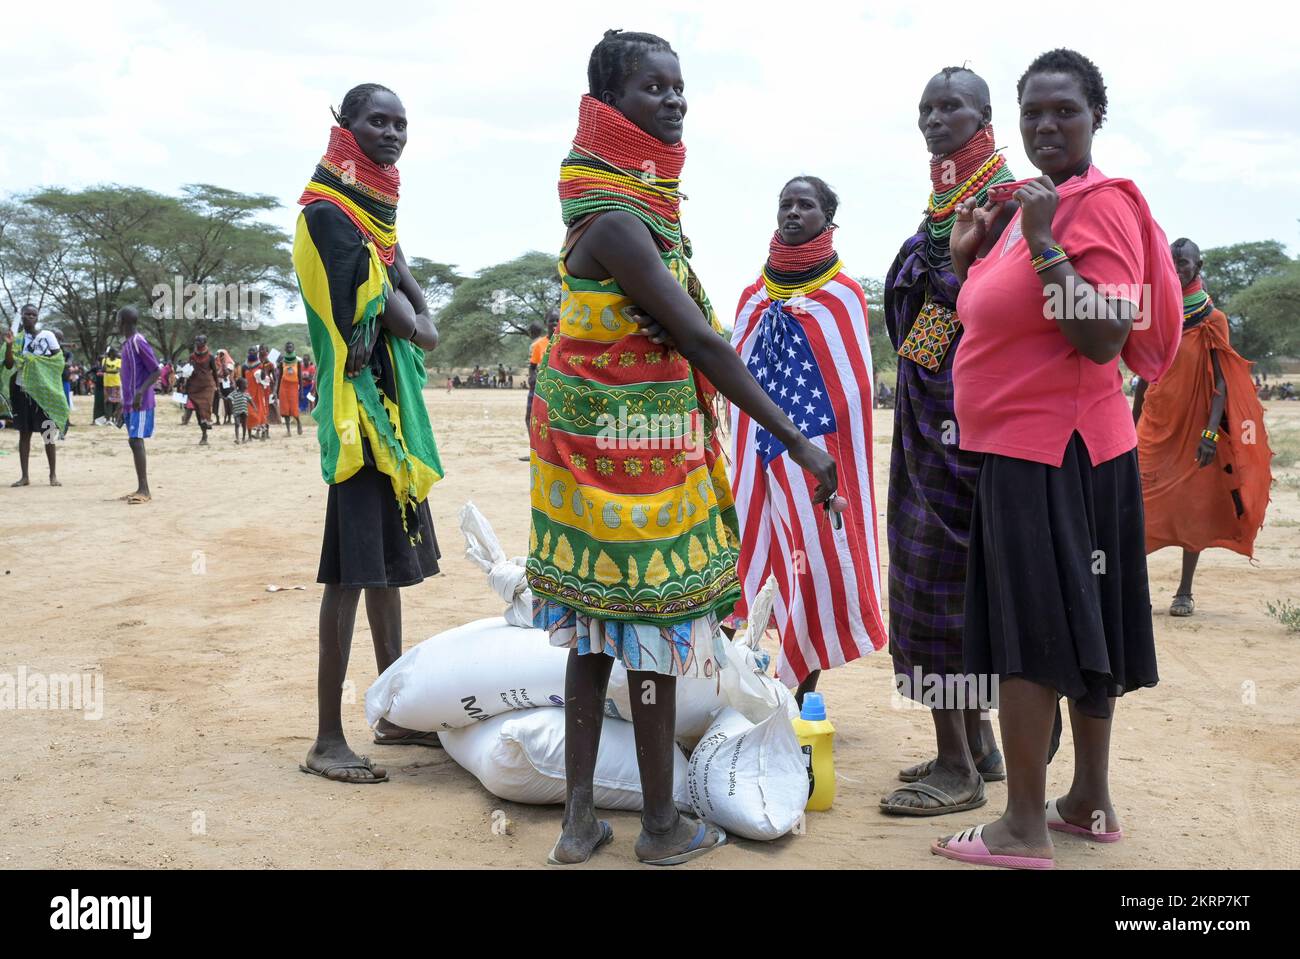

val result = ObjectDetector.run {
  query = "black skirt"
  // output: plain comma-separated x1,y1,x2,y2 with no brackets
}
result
963,432,1157,718
318,464,441,589
10,381,50,434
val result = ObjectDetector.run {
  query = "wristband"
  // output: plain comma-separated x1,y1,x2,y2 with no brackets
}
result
1032,245,1069,273
1201,429,1219,444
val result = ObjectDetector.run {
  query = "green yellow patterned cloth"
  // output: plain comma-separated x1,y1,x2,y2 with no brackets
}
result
526,247,741,626
1,332,69,432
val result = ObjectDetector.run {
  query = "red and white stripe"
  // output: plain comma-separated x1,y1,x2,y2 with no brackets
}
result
729,272,887,686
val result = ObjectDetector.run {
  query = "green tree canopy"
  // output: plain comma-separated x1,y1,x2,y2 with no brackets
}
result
1231,261,1300,370
1201,239,1295,371
856,275,896,374
432,251,559,368
1201,240,1291,307
407,257,464,315
1,184,293,361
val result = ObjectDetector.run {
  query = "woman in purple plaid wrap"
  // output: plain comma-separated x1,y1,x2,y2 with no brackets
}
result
879,67,1014,818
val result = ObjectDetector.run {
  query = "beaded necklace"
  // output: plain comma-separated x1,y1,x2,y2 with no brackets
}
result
763,228,841,300
299,126,400,265
1182,278,1214,327
924,125,1014,245
558,96,687,251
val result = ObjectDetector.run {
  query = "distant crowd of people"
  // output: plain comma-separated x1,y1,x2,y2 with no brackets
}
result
3,303,319,500
447,364,518,390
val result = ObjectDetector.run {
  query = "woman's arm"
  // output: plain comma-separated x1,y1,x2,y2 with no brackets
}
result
578,212,836,501
1017,177,1132,365
1197,349,1227,468
392,246,439,351
1131,378,1148,424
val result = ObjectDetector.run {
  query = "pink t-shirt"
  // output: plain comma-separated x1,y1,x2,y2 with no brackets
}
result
954,167,1146,468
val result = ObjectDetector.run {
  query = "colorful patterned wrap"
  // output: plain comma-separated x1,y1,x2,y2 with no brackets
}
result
526,249,741,634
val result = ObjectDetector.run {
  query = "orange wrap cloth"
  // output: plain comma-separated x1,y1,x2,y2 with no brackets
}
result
1138,309,1272,556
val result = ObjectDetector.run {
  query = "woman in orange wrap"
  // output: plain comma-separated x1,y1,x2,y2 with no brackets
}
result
241,346,270,439
1133,238,1272,617
277,340,304,436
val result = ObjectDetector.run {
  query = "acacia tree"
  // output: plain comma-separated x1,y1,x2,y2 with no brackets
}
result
407,257,464,316
0,200,66,323
432,251,560,368
1232,262,1300,372
1,193,142,358
855,275,896,374
2,185,295,360
1201,240,1295,370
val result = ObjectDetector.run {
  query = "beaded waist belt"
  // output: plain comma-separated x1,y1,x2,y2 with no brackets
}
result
898,300,960,372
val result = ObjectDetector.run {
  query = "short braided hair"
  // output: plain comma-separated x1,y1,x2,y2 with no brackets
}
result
588,29,677,100
1017,49,1108,127
332,83,396,129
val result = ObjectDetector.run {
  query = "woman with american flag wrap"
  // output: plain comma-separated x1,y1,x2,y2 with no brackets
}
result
729,176,888,704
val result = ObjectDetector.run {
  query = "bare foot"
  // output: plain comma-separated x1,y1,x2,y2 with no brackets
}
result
11,477,30,487
49,475,61,487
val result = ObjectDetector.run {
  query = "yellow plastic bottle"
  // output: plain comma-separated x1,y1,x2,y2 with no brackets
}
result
792,692,835,811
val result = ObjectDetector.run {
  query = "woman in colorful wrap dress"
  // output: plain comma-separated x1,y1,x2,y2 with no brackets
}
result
528,30,836,866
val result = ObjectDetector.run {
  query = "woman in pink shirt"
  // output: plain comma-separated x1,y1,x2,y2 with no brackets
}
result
932,49,1181,870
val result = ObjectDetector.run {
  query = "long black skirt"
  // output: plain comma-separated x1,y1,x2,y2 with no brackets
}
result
963,432,1158,718
318,464,441,589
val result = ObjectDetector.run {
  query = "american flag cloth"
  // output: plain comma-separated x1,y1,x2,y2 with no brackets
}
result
729,272,887,685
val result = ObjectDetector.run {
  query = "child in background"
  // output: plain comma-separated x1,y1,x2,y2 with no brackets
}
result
230,376,251,444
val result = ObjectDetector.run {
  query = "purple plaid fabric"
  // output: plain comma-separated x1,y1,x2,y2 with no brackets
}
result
884,229,983,693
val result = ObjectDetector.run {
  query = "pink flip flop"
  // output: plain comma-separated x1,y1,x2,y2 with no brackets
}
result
931,825,1054,870
1045,799,1123,843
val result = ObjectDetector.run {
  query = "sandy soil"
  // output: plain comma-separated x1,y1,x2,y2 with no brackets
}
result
2,386,1298,870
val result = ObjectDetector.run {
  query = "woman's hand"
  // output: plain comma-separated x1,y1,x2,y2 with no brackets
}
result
345,322,379,378
1195,435,1218,468
787,437,837,505
1016,176,1061,251
629,306,677,348
951,197,1005,279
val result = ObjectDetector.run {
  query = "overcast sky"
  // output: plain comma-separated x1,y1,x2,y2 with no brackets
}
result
3,0,1298,325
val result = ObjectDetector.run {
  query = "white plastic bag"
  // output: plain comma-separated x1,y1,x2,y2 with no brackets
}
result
440,708,691,812
459,502,534,627
687,706,807,841
364,617,565,732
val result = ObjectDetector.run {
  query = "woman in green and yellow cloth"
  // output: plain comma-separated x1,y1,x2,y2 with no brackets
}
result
529,30,836,866
293,83,445,785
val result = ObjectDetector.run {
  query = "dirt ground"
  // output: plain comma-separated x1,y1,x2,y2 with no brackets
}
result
2,385,1298,870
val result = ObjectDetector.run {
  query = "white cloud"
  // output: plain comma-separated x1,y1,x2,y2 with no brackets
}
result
1,0,1297,331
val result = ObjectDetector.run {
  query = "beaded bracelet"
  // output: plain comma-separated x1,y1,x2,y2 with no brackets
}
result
1032,245,1069,273
1202,429,1219,443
